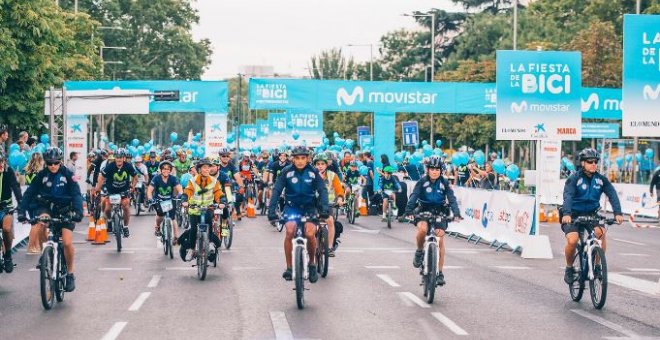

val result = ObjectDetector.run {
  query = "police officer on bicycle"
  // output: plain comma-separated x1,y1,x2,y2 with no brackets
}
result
561,148,624,284
405,156,462,286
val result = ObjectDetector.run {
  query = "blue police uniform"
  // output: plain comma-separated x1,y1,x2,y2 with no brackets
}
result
562,171,622,218
405,175,460,218
268,164,329,217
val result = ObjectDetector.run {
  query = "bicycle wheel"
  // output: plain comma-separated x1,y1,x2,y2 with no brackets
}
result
349,197,357,224
569,253,585,302
589,247,608,309
166,219,173,258
134,194,141,216
319,226,329,278
39,246,55,310
197,231,208,280
114,213,122,252
387,203,392,229
223,220,234,249
295,246,305,309
55,248,66,302
333,205,339,221
425,243,438,303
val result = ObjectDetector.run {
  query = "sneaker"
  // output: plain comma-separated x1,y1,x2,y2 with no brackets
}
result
155,228,162,237
564,267,576,284
107,221,113,233
221,227,229,237
328,249,335,257
282,268,292,281
123,227,130,238
64,274,76,292
332,239,340,251
413,249,424,268
185,249,194,262
308,264,318,283
208,248,217,262
3,256,13,273
436,271,445,286
179,246,187,261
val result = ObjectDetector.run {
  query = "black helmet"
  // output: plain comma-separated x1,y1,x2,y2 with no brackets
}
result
195,158,213,170
291,146,308,157
0,124,7,133
426,155,444,170
578,148,600,163
44,147,64,163
159,160,173,169
115,148,129,158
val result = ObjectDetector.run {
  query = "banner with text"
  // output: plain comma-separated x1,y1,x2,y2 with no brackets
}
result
65,115,88,191
268,112,289,148
496,50,582,140
256,119,269,149
538,140,562,205
239,124,258,151
622,15,660,137
204,113,228,157
287,111,323,146
582,123,620,139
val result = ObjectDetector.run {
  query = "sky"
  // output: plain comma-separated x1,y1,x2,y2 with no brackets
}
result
191,0,463,80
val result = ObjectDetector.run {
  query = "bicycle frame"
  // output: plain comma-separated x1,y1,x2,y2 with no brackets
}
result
283,214,310,281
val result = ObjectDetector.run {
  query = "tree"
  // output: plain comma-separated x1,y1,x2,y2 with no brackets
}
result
563,21,622,88
0,0,102,137
309,48,356,80
452,0,515,14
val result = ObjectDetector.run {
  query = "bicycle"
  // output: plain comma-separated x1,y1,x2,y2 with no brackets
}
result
33,212,72,310
383,189,398,229
132,182,145,216
345,183,361,225
280,212,318,309
188,203,218,280
259,182,270,216
175,197,188,231
107,191,129,252
0,208,16,274
567,214,615,309
410,210,453,304
155,199,175,259
316,218,330,278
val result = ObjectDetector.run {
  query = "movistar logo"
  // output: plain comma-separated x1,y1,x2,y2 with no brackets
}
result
337,86,364,106
113,171,128,182
581,92,623,112
581,93,599,111
643,84,660,100
510,101,528,113
158,186,172,196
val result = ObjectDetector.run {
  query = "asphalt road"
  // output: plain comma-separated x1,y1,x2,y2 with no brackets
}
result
1,210,659,340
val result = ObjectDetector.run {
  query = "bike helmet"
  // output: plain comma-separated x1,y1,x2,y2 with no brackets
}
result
134,156,143,162
578,148,600,163
195,158,213,170
349,160,358,167
383,165,397,174
277,147,289,156
43,147,64,163
212,158,220,165
87,151,96,159
159,160,173,169
313,153,328,164
218,147,231,156
0,124,7,133
100,149,109,158
426,155,443,170
242,150,251,158
291,146,309,157
115,148,129,158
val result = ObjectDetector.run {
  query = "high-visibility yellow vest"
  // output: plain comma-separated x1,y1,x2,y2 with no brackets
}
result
324,171,336,202
188,176,217,216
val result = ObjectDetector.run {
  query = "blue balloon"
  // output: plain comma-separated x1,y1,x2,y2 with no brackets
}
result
625,154,632,162
645,148,654,159
473,150,486,166
616,157,623,168
131,139,140,147
359,165,369,176
505,164,520,181
292,131,300,140
8,150,27,170
492,159,506,174
421,140,428,146
335,137,345,147
40,134,49,144
9,143,20,153
422,145,433,157
333,132,340,138
183,142,191,148
435,140,443,147
635,152,642,163
180,173,193,188
169,132,178,143
432,148,443,156
323,137,330,145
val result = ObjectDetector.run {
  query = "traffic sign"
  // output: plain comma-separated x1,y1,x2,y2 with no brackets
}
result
402,121,418,146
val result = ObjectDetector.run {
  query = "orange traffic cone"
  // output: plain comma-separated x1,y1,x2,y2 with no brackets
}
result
246,198,256,218
86,216,96,241
359,198,368,216
93,217,108,244
547,209,560,223
539,205,548,222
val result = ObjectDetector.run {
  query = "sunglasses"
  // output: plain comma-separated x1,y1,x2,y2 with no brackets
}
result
220,155,230,158
46,161,61,166
584,159,599,165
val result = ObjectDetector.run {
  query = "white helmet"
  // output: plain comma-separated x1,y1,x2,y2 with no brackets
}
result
242,151,250,158
134,156,143,162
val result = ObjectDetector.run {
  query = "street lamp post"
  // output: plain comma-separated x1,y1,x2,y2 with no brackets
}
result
346,44,374,81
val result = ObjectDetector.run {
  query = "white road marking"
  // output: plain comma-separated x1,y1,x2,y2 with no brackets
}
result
98,267,133,271
232,266,263,270
165,267,196,271
103,250,135,254
609,273,659,296
376,274,400,287
620,253,650,257
269,311,294,340
147,275,161,288
628,268,660,272
101,321,128,340
397,292,431,308
336,249,365,253
390,250,414,253
29,268,38,272
128,292,151,312
432,312,469,336
365,265,400,269
491,266,531,270
443,266,464,269
351,229,380,234
612,238,646,246
571,309,639,337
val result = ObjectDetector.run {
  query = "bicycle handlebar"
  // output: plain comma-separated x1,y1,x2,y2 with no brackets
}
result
29,215,72,225
409,211,455,225
573,215,615,226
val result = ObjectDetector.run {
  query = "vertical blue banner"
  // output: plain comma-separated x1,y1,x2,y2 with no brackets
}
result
357,126,371,148
286,111,323,146
256,119,269,149
623,14,660,137
496,50,582,140
401,121,419,146
359,135,374,149
239,124,257,151
268,112,289,148
373,112,396,191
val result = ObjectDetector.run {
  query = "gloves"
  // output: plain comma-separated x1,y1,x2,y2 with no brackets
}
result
72,212,83,223
17,213,28,223
319,211,330,219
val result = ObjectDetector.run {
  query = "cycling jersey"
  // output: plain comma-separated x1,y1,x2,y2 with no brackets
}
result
379,175,401,192
150,174,180,201
405,175,460,216
19,166,83,217
267,160,291,180
173,158,192,179
344,170,362,185
217,163,238,182
101,162,137,194
0,167,22,209
238,160,254,181
562,171,621,216
145,160,160,177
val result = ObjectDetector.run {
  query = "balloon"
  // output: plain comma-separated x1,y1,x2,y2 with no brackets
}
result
356,160,364,168
8,150,27,170
645,148,654,159
333,132,340,138
432,148,443,156
635,152,642,163
421,140,428,146
505,164,520,182
394,152,404,163
292,131,300,140
40,134,49,144
359,165,369,176
131,139,140,147
323,137,330,145
170,132,178,143
422,145,433,157
435,140,443,147
566,162,575,171
9,143,20,153
473,150,485,166
334,137,345,147
492,159,506,174
33,143,46,154
616,157,623,168
625,154,632,163
183,142,190,148
180,173,193,188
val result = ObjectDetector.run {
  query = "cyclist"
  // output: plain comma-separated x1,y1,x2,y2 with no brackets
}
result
145,150,160,183
268,146,329,283
265,148,291,185
173,150,191,180
379,166,401,221
561,148,624,284
133,156,149,208
650,167,660,220
344,160,364,188
313,153,344,257
147,160,183,237
218,148,245,220
238,151,256,212
94,148,137,237
1,152,23,272
179,158,224,263
17,147,83,291
405,156,461,286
